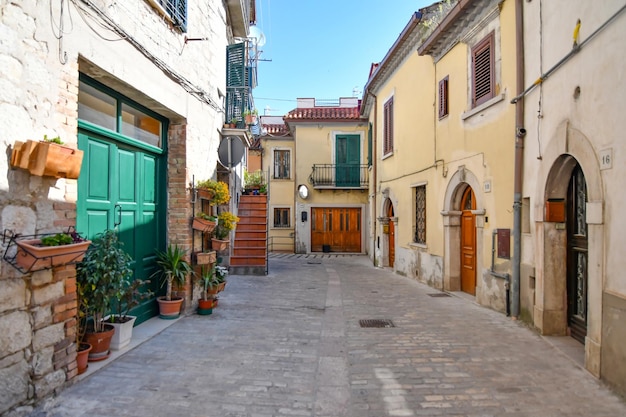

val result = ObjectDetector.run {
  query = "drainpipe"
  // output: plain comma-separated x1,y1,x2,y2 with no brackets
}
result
511,0,525,320
368,92,378,265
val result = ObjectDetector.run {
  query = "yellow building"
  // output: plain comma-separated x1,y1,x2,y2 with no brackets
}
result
362,0,518,313
256,116,296,252
282,98,370,254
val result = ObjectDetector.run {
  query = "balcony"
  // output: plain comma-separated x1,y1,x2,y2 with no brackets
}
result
309,164,369,189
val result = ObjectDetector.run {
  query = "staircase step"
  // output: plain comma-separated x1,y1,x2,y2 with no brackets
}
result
233,239,266,248
240,195,267,203
229,265,267,276
230,255,267,266
235,231,267,239
232,247,267,257
238,209,267,217
236,223,267,231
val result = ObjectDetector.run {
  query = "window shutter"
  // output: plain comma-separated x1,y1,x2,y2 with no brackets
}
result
383,97,393,155
471,32,495,107
439,76,449,118
226,43,247,88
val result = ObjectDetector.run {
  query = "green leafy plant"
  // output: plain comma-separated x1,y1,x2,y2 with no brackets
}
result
151,244,193,301
76,229,133,333
43,134,63,145
213,211,239,239
196,179,230,206
197,265,220,301
40,231,85,246
109,277,153,322
215,265,228,283
244,169,265,188
196,212,217,221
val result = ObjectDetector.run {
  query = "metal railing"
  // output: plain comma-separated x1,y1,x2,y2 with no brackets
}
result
309,164,369,189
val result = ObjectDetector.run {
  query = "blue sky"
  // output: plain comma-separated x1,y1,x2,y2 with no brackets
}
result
252,0,432,116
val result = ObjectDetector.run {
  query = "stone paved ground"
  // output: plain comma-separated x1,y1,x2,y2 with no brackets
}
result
27,254,626,417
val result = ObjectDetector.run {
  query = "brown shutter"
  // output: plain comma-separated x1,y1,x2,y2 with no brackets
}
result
439,76,449,118
471,32,495,107
383,97,394,154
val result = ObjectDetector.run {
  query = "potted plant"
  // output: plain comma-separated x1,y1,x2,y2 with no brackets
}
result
211,211,239,251
192,212,217,234
76,229,129,361
14,229,91,272
244,169,265,194
197,266,219,315
243,109,258,125
195,179,230,205
152,244,193,319
75,281,91,374
229,118,237,128
215,264,228,292
105,277,153,350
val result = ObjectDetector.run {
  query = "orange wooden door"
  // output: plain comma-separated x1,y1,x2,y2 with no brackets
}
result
460,187,476,295
387,204,395,267
311,208,361,252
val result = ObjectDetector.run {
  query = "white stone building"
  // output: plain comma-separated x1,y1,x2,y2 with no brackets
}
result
518,0,626,396
0,0,255,413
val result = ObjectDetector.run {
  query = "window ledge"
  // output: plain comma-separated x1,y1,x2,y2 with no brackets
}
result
409,242,428,250
461,93,505,121
382,151,394,161
146,0,174,25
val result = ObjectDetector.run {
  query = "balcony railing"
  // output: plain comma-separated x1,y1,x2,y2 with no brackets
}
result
309,164,369,189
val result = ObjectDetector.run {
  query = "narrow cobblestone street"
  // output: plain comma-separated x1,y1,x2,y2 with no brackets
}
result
30,255,626,417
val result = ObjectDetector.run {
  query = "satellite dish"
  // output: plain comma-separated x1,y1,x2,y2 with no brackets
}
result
218,136,245,168
249,26,266,47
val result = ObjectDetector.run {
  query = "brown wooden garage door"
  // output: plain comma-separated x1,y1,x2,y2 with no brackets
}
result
311,208,361,253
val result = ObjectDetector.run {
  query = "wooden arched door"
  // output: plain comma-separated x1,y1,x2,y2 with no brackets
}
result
387,204,395,268
460,187,476,295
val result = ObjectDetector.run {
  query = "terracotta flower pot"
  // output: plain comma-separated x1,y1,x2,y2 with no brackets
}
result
14,239,92,272
76,343,92,375
197,298,216,315
193,251,216,265
157,296,184,319
84,324,115,362
192,217,216,233
211,238,229,251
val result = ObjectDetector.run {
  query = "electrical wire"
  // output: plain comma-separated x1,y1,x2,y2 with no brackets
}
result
69,0,221,112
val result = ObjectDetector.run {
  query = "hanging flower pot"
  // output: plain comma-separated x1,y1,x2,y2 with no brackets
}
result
192,217,217,233
15,236,91,272
211,238,229,251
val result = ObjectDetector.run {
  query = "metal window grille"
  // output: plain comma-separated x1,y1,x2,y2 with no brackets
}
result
157,0,187,31
414,185,426,244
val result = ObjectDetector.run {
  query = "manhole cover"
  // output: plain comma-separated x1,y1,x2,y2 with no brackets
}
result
359,319,395,328
428,293,451,297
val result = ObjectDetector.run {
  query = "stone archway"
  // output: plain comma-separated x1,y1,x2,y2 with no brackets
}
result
442,166,486,293
534,121,604,377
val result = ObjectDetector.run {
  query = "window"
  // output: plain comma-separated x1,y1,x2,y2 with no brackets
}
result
273,150,290,179
273,208,290,228
156,0,187,32
383,97,394,155
471,32,495,107
438,76,449,119
414,185,426,244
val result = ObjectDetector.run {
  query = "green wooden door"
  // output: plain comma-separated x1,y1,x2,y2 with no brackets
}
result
77,129,164,325
336,135,360,187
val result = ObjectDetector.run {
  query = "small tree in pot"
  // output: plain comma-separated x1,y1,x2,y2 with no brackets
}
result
77,229,131,361
152,244,193,319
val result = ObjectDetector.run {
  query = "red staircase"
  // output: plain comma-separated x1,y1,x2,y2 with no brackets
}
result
230,194,268,275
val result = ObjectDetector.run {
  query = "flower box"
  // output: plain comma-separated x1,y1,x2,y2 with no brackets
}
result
10,140,83,179
192,217,217,233
193,251,216,265
15,238,92,272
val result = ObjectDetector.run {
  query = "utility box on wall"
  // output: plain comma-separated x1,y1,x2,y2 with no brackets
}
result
545,199,565,222
497,228,510,259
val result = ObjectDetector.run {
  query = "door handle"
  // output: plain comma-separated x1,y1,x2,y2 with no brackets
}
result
114,204,122,227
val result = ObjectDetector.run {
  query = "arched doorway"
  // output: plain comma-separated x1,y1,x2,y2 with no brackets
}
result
387,204,395,268
567,163,588,343
460,187,476,295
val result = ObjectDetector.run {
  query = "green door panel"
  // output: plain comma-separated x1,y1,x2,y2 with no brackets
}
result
78,129,164,325
336,134,360,187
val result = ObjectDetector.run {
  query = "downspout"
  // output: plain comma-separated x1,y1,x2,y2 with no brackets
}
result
368,92,378,266
511,0,525,319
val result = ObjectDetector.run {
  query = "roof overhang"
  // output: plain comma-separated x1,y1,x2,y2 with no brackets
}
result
418,0,500,59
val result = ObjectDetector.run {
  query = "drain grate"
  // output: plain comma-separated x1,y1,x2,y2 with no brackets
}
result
428,292,451,297
359,319,395,328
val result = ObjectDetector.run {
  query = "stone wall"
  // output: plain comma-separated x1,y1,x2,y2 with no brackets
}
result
0,265,79,416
